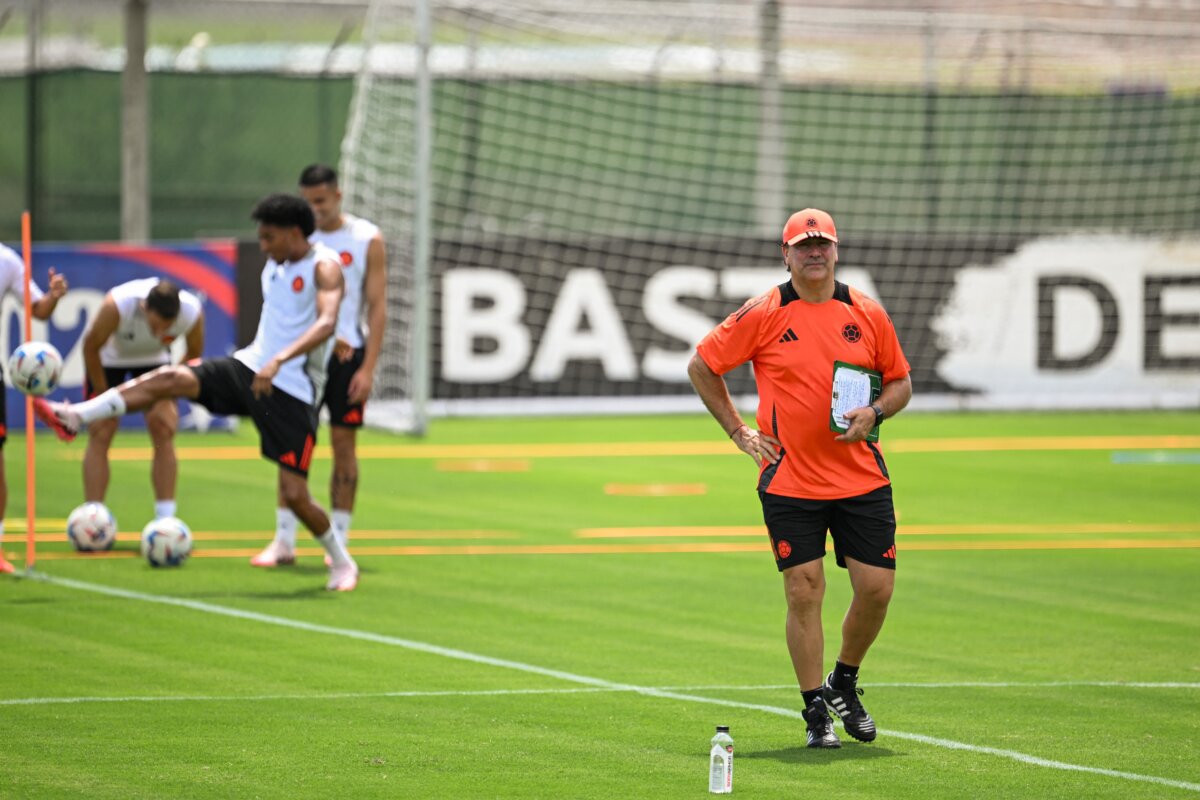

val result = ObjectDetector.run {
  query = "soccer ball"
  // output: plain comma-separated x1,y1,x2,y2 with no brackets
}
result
66,502,118,552
7,340,63,396
140,516,192,567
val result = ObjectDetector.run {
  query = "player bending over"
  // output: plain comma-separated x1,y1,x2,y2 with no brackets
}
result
80,278,204,522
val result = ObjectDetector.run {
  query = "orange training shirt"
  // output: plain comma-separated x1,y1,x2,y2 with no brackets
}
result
696,280,911,500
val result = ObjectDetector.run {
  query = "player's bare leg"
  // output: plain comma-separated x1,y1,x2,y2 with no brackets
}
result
839,558,894,665
782,560,826,691
329,425,359,546
145,398,179,519
115,366,201,410
83,417,120,502
278,468,357,591
40,366,200,437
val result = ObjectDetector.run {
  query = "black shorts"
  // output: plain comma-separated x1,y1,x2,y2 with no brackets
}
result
187,357,318,477
321,347,366,428
0,378,6,447
760,484,897,572
85,365,160,400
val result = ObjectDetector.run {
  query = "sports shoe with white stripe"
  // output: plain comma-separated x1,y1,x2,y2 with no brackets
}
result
822,671,877,742
801,698,840,749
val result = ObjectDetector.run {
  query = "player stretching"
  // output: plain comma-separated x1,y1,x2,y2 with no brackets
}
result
80,278,204,521
0,244,67,574
251,164,386,567
36,194,359,591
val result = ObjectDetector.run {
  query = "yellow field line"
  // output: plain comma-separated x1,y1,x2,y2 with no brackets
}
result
900,522,1200,535
892,435,1200,453
576,523,1200,538
76,434,1200,462
21,538,1200,561
435,459,531,472
603,483,708,496
897,539,1200,551
578,526,763,538
16,523,1195,545
10,530,517,544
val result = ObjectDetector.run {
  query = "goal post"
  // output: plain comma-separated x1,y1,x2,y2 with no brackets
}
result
340,0,432,433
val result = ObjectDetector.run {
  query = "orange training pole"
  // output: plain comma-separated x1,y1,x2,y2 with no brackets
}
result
22,211,35,571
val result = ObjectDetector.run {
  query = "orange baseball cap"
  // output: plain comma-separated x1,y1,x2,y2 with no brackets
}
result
782,209,838,245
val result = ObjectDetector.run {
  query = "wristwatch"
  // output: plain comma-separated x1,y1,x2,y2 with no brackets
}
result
870,403,885,424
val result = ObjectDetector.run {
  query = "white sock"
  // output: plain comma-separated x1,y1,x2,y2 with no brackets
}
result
76,389,127,425
331,509,352,546
275,508,298,550
316,528,353,568
155,499,177,519
0,520,5,544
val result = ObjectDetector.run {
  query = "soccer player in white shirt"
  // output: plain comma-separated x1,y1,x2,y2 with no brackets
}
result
36,195,358,591
0,243,67,573
252,164,387,567
80,278,204,522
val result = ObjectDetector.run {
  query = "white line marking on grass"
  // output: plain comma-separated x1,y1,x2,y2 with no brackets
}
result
869,681,1200,689
658,682,1200,690
0,687,617,707
31,574,1200,795
7,680,1199,708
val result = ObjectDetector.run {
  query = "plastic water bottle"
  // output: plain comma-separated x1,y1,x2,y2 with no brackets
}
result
708,725,733,794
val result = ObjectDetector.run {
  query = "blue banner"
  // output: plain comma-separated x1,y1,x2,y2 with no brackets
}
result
3,241,239,432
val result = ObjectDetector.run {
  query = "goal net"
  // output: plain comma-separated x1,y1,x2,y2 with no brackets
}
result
343,1,1200,431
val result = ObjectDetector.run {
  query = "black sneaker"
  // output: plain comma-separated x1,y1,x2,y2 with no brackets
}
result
822,671,877,742
802,698,841,748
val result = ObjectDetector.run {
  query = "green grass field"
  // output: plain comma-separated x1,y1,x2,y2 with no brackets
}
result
1,411,1198,798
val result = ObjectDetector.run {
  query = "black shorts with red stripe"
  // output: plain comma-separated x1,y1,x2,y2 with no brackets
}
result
321,346,366,428
186,357,318,477
760,484,897,572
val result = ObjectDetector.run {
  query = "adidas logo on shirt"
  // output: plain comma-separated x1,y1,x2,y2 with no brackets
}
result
778,328,799,343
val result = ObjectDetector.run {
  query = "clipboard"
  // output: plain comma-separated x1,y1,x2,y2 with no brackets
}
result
829,360,882,442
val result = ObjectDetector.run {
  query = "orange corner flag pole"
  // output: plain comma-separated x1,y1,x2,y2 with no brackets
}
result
22,210,35,571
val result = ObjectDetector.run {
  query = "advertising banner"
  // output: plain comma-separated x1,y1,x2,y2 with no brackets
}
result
430,234,1200,410
2,241,239,431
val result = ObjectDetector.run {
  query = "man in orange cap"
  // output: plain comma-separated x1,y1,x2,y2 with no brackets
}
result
688,208,912,748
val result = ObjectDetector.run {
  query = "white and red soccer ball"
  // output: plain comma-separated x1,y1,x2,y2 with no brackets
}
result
7,341,63,397
66,502,118,552
140,517,193,567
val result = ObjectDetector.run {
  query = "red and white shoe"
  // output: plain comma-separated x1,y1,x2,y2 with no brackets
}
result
326,560,359,592
0,555,16,574
249,541,296,567
33,398,80,442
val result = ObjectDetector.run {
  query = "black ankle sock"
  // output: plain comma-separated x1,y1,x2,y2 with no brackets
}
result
801,688,823,707
831,661,860,690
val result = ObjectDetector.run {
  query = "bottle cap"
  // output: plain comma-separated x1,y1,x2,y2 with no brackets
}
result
716,725,729,732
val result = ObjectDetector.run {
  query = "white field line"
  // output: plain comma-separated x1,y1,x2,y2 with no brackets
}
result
662,682,1200,690
24,574,1200,795
5,681,1199,707
0,687,616,707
